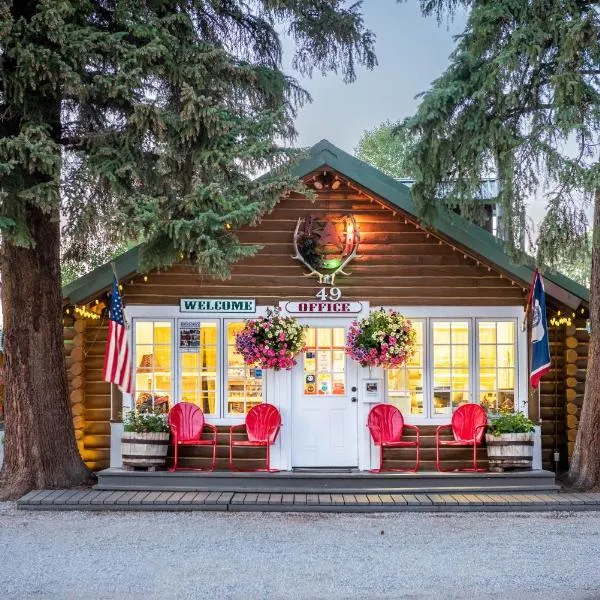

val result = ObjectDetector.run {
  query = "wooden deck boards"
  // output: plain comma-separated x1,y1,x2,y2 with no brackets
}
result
17,489,600,513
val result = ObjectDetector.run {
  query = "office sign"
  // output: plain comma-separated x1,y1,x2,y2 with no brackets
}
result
284,301,363,315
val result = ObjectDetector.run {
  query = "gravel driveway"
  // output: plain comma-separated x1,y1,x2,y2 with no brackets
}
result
0,503,599,599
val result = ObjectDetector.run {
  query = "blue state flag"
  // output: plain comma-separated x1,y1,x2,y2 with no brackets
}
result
529,270,551,388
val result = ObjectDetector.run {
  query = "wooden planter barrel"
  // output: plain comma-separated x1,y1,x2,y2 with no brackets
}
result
121,432,170,469
485,432,534,472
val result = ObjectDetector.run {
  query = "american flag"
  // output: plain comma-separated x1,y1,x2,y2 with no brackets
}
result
102,275,133,393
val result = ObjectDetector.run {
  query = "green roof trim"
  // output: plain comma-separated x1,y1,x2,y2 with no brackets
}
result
62,246,142,305
62,139,589,306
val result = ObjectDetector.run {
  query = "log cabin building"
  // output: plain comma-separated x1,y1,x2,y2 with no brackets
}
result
62,140,590,474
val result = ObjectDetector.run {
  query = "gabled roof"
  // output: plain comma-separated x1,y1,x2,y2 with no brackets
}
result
62,139,589,307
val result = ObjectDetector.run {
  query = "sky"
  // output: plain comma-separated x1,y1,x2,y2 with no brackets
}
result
282,1,464,153
280,1,549,225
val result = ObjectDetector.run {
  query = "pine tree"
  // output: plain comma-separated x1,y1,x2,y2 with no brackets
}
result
405,0,600,488
0,0,376,498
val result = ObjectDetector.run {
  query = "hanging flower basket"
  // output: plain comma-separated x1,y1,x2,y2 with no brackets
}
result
235,308,307,371
346,308,417,368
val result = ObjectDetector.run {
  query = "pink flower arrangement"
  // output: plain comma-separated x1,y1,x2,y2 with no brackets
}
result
234,308,307,371
346,308,416,368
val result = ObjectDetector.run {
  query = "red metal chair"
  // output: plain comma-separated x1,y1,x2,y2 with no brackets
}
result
435,403,488,472
168,402,217,472
367,404,420,473
229,403,282,472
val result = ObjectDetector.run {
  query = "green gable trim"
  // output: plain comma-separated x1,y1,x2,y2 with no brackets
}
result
62,246,142,305
291,140,589,304
62,139,589,306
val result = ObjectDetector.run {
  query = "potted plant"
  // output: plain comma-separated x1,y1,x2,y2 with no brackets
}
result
121,409,171,470
346,308,417,368
486,412,536,472
235,307,307,371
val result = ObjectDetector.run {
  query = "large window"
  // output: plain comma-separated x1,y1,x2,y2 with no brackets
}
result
388,321,424,415
179,320,218,414
432,321,470,416
132,318,263,418
134,321,173,413
478,321,516,413
226,322,264,415
386,317,520,419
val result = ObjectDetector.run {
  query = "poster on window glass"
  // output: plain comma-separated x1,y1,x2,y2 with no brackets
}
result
179,321,200,351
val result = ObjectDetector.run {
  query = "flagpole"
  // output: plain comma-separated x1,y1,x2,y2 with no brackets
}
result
522,267,539,332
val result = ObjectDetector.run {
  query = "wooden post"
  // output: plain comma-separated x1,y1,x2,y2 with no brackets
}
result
110,384,123,422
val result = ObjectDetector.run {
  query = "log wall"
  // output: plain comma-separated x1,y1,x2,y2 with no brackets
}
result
120,190,526,307
67,179,587,473
564,318,590,461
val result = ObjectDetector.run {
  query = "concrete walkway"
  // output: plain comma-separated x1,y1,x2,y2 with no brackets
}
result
17,488,600,512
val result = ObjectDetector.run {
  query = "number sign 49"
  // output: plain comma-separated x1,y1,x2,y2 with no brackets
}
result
316,287,342,301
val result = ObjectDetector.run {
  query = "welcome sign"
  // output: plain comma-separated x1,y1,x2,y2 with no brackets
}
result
180,298,256,313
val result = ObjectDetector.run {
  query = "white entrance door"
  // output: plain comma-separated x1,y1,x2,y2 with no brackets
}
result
291,324,358,468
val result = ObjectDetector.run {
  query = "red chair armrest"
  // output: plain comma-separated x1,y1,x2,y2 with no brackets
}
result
204,422,217,443
229,423,246,447
474,423,487,443
436,423,452,447
403,423,420,445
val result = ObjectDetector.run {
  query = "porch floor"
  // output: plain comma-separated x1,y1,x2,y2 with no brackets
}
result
17,488,600,513
95,467,559,495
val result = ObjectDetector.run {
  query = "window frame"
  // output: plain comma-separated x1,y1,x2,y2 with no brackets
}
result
125,306,267,423
384,307,526,423
429,318,473,419
475,317,519,416
177,318,221,417
386,318,426,417
223,318,266,417
131,318,176,413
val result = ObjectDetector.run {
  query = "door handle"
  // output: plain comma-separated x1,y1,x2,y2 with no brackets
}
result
351,397,358,402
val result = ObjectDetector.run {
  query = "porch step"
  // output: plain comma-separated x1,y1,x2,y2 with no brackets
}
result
19,489,600,513
95,468,559,495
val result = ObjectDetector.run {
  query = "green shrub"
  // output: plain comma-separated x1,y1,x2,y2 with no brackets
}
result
123,409,169,433
487,412,535,436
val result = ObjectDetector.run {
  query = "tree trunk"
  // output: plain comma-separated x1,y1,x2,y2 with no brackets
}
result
568,189,600,490
0,205,94,499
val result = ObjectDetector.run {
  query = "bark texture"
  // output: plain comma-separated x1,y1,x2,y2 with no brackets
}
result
568,190,600,490
0,205,93,499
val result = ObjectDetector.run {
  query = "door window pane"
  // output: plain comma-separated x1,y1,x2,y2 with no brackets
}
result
478,321,516,413
226,322,264,415
134,321,172,413
432,321,470,415
179,321,218,414
304,327,345,395
387,321,424,415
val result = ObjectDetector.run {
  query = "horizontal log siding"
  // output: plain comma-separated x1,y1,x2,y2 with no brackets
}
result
539,323,567,471
82,320,111,470
69,183,548,473
120,191,525,307
564,319,590,465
